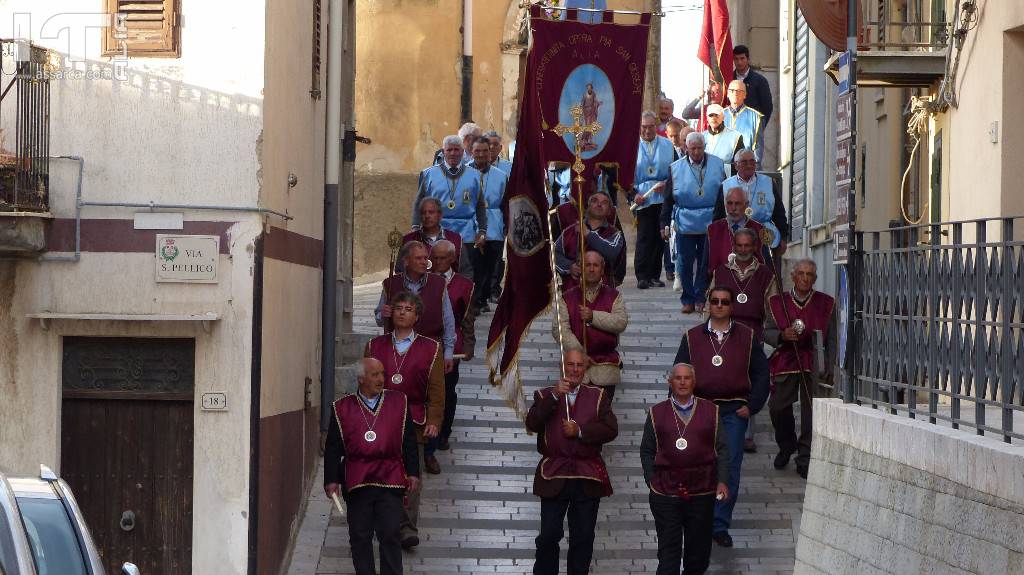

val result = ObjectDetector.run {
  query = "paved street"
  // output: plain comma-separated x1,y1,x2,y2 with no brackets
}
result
288,280,804,574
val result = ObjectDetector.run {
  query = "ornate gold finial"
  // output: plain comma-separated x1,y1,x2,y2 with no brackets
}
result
387,227,404,250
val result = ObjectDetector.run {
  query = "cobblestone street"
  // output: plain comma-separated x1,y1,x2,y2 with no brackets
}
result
288,280,804,574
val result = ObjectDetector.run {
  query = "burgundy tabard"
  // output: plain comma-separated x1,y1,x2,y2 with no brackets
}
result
706,218,768,278
563,285,621,366
649,398,720,497
402,228,463,265
381,273,447,340
443,273,474,355
559,223,622,290
537,385,613,496
367,334,440,425
333,390,408,492
685,322,755,403
767,291,835,377
712,263,776,342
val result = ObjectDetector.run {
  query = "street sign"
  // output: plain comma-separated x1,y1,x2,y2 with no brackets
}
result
833,229,850,264
156,234,220,283
837,51,851,95
835,184,850,227
836,92,854,141
837,266,848,367
835,138,852,186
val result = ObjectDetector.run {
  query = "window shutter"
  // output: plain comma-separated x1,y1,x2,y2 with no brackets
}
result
311,0,322,99
104,0,180,58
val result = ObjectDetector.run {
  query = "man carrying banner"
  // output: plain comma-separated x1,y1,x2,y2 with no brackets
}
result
364,293,444,548
554,190,626,291
401,197,463,275
630,111,674,289
672,285,770,548
553,250,628,399
709,228,778,342
324,357,421,575
764,259,835,479
641,362,730,575
705,187,771,277
526,347,617,575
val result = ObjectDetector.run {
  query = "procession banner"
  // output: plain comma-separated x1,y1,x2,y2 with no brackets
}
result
696,0,732,129
486,5,651,419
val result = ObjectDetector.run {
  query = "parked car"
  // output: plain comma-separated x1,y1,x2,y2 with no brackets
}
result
0,465,139,575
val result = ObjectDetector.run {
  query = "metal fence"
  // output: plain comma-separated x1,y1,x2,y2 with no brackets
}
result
847,216,1024,444
1,39,51,212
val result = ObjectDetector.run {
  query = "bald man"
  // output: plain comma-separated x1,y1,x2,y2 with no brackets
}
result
724,80,764,165
324,358,421,575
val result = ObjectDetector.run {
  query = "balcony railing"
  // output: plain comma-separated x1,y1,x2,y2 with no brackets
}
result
1,39,50,212
860,0,949,51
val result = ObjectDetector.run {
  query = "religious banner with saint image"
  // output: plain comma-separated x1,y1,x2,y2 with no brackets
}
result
487,4,650,419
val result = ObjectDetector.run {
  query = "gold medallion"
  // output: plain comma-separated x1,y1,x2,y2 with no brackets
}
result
711,355,724,367
737,293,748,304
364,430,377,442
391,374,403,385
744,207,753,217
447,200,456,210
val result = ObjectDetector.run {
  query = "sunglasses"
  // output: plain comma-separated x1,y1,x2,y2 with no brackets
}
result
709,298,732,306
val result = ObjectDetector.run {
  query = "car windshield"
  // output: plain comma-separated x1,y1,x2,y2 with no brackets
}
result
16,498,88,575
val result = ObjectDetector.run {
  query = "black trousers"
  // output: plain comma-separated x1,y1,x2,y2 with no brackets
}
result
440,362,460,442
649,492,715,575
346,487,404,575
769,373,814,467
535,479,601,575
634,205,664,282
474,240,504,306
490,249,505,299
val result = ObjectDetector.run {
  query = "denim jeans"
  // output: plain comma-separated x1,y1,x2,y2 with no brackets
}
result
675,233,708,305
714,410,748,534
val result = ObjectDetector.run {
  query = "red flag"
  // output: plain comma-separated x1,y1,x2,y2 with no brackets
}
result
696,0,733,129
487,5,651,418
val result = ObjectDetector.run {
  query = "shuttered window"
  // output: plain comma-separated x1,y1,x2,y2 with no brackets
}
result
789,8,809,240
311,0,322,99
103,0,180,58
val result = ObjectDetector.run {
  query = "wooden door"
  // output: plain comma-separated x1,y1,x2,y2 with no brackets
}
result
60,337,195,575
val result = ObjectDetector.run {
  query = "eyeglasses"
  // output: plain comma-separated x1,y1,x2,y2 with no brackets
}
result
709,298,732,306
393,305,417,313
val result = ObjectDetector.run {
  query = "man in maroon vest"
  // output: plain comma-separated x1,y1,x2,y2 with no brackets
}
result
425,240,477,469
526,347,618,575
673,285,770,548
400,197,464,275
708,228,778,343
324,357,420,575
765,259,835,479
704,187,773,290
554,250,628,399
554,190,626,291
641,362,730,575
365,291,444,548
375,241,455,374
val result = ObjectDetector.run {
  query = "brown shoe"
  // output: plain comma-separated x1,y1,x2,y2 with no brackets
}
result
681,304,695,314
424,454,441,475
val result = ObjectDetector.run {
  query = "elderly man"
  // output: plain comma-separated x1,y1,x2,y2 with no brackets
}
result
630,111,674,289
376,241,456,374
641,362,730,575
665,118,693,159
765,260,835,479
426,240,477,465
657,96,683,137
733,45,773,126
717,149,788,253
705,187,771,279
412,135,487,278
401,197,463,274
526,347,618,575
709,228,778,343
661,132,727,314
724,81,765,165
324,357,421,575
467,136,508,312
681,82,722,121
673,285,770,548
554,190,626,290
554,250,628,399
702,104,745,176
365,293,444,548
431,122,482,166
485,130,514,174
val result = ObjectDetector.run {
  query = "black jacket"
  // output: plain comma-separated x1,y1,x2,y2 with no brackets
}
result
740,68,773,123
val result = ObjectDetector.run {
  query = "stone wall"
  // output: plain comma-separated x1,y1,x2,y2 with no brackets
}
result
796,399,1024,575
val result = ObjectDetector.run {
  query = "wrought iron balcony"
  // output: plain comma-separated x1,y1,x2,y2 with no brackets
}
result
1,39,51,213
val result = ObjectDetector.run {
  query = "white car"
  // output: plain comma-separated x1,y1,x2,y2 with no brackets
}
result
0,465,139,575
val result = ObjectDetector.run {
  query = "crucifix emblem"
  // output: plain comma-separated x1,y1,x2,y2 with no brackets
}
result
550,104,602,184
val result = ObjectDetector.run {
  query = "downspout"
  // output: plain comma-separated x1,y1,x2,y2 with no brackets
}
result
321,0,344,432
461,0,473,122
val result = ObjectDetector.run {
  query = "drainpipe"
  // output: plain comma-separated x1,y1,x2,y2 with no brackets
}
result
320,0,344,432
460,0,473,122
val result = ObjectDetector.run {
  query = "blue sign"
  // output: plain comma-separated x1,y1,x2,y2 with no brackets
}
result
837,51,851,96
837,265,849,368
556,0,608,24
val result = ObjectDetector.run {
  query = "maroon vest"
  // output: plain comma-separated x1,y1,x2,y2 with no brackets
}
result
381,273,446,340
402,228,463,266
712,263,775,342
706,218,767,279
333,390,408,492
443,273,474,355
559,223,621,290
767,291,835,377
685,322,755,403
649,398,719,497
563,285,620,365
367,334,439,425
537,385,613,496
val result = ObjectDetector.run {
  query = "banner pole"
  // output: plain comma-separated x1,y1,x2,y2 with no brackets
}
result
545,178,568,382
